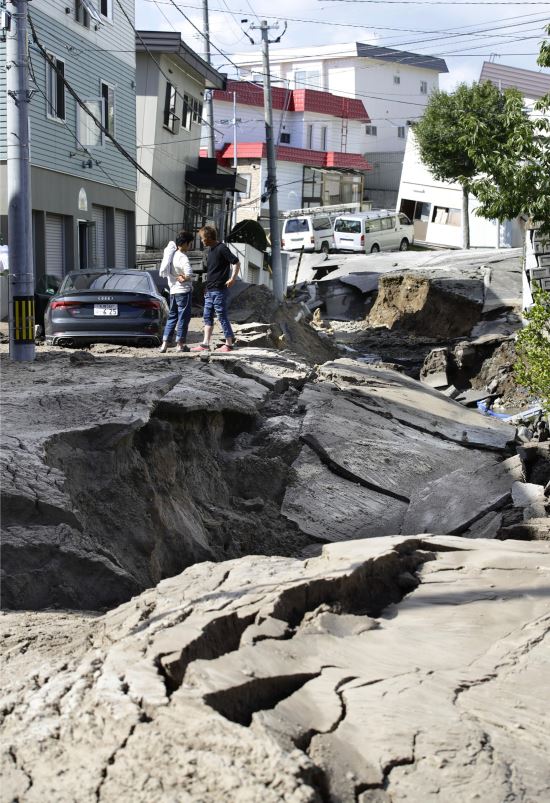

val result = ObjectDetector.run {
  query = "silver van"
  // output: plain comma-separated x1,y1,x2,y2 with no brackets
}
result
281,214,334,254
333,210,414,253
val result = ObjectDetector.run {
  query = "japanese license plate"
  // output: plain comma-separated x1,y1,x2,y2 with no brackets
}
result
94,304,118,316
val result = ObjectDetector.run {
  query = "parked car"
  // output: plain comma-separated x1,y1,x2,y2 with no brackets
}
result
44,269,169,347
35,274,62,330
333,210,414,253
281,214,334,254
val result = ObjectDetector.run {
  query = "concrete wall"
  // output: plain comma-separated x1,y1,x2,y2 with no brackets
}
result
234,161,263,224
136,51,207,239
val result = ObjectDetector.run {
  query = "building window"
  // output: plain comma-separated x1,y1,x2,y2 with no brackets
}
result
393,74,400,85
76,0,103,26
365,124,377,136
306,124,313,149
414,201,431,222
191,97,203,125
397,126,406,139
163,82,179,133
237,173,251,201
101,81,115,137
46,54,65,120
77,99,102,150
294,69,321,89
321,126,328,151
182,93,192,130
182,93,202,128
75,0,90,28
280,132,291,144
432,206,461,226
420,80,428,94
100,0,112,20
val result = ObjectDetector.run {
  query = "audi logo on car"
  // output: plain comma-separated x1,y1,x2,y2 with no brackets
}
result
97,296,114,301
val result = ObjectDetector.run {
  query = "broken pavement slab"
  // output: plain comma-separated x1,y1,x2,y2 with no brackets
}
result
402,455,523,535
282,377,516,542
318,359,516,450
0,354,311,610
2,536,549,802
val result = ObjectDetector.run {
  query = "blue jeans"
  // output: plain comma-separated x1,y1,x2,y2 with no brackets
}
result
203,289,234,340
163,292,192,342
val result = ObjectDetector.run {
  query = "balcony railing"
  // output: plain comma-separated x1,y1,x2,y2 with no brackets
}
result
136,223,187,252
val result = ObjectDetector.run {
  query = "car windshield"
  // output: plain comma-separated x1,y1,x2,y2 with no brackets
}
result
60,272,152,294
334,219,361,234
285,218,309,233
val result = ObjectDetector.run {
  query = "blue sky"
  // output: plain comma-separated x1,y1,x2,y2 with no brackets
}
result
136,0,550,90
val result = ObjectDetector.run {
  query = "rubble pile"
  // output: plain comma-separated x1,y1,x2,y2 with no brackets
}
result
367,272,484,338
2,246,549,802
3,341,547,612
2,536,549,802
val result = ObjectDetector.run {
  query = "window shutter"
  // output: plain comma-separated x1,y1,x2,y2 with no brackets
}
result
163,82,172,127
56,60,65,119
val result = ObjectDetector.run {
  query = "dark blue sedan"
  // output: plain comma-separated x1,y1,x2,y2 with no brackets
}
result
44,270,169,347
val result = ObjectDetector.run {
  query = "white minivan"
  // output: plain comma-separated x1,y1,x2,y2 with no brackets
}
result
333,211,414,253
281,214,334,254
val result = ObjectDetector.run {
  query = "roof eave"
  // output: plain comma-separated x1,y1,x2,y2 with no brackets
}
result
136,31,226,89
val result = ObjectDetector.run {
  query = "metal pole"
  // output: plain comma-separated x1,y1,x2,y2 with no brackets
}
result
260,20,283,302
6,0,35,361
202,0,216,159
231,90,238,229
232,91,237,170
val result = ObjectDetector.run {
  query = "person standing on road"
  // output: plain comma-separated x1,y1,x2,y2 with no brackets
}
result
158,231,194,353
191,225,240,353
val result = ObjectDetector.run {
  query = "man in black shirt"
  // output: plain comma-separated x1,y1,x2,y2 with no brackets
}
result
191,225,241,352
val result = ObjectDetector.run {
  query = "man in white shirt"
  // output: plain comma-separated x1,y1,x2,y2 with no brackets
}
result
158,231,194,353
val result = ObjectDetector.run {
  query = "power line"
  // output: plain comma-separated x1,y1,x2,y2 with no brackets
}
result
114,0,224,140
27,13,204,215
321,0,549,4
26,48,167,226
144,0,545,34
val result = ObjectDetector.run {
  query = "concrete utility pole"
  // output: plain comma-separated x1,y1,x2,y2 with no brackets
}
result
249,19,285,302
202,0,216,159
6,0,35,361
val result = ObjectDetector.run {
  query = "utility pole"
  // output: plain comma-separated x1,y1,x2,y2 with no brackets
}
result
232,90,238,229
202,0,216,159
249,19,286,302
5,0,35,361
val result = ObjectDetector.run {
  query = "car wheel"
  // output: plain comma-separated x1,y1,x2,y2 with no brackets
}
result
320,241,330,254
370,244,380,253
399,238,409,251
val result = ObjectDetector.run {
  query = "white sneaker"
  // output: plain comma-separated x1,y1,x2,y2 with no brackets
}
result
159,341,168,353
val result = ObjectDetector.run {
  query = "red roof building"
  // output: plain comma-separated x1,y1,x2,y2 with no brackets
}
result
208,81,372,222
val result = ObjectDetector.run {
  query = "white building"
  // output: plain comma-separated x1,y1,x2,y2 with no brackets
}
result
135,31,244,249
208,80,371,223
397,62,550,250
232,43,448,207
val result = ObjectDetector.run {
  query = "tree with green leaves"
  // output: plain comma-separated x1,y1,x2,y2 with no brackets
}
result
468,24,550,238
515,288,550,413
413,81,529,249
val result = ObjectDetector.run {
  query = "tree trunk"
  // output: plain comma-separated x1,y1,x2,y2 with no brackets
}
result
462,185,470,250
